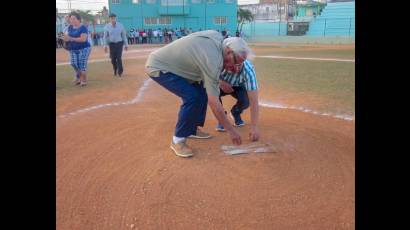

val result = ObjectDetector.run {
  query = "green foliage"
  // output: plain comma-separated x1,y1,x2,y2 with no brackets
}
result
237,8,254,33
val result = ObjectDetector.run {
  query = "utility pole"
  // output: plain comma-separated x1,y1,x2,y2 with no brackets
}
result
67,0,72,12
278,0,281,35
183,0,185,29
141,2,144,29
205,1,207,30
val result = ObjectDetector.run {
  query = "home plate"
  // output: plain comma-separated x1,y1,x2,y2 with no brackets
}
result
221,142,277,155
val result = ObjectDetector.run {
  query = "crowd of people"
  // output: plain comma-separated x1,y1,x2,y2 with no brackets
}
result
57,27,243,48
125,28,243,45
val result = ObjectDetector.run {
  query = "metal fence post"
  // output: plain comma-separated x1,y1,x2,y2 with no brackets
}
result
253,20,256,37
204,2,207,30
323,18,326,37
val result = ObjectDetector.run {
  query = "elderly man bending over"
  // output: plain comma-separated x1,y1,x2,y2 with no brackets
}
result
145,30,258,158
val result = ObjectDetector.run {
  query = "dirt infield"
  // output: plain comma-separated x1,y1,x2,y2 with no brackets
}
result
56,44,355,229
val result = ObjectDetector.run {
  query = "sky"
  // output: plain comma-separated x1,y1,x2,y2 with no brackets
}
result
56,0,259,13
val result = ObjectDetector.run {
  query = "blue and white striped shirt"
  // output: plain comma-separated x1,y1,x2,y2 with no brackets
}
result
219,60,258,91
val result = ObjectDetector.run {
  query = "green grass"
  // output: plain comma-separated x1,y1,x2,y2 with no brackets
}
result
254,58,355,115
56,59,144,97
268,49,355,59
57,61,113,95
250,45,355,59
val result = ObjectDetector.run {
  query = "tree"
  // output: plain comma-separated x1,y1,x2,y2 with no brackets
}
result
72,9,95,24
96,6,109,24
237,8,254,33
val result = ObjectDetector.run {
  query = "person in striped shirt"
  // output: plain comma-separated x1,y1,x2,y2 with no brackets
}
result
217,59,260,141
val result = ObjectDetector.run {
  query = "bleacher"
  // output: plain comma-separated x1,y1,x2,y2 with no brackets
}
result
306,1,355,36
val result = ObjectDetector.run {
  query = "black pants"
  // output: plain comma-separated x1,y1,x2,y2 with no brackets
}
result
219,85,249,115
109,41,124,75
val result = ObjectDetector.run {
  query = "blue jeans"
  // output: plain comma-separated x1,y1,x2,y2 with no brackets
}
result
219,85,249,115
150,72,208,138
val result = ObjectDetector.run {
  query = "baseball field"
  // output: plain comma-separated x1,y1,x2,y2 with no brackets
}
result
56,42,355,229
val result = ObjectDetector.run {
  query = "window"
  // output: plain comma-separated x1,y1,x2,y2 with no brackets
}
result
132,0,139,3
214,16,227,25
112,0,120,4
146,0,156,3
161,0,188,6
158,17,171,25
145,17,158,25
191,0,201,3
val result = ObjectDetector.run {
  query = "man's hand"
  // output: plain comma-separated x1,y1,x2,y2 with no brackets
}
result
249,125,260,142
104,46,108,53
228,128,242,145
207,94,242,145
219,80,234,93
124,46,128,51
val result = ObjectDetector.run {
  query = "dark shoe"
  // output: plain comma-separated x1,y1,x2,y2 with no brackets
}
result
215,123,226,132
230,111,245,127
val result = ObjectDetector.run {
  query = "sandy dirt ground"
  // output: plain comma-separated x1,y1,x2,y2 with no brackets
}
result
56,44,355,229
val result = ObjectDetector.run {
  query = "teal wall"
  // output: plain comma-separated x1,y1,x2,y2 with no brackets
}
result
242,21,288,37
307,1,355,36
109,0,237,32
296,4,326,17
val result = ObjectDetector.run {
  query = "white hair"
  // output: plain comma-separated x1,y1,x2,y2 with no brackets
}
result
222,37,255,60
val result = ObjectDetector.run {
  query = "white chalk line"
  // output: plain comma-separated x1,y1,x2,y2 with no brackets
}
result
257,55,355,62
57,52,352,66
258,100,354,121
56,55,149,66
56,48,159,66
58,80,354,122
57,78,153,119
126,48,159,53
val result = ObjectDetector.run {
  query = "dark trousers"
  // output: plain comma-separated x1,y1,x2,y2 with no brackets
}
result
150,72,208,138
219,85,249,115
109,41,124,75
